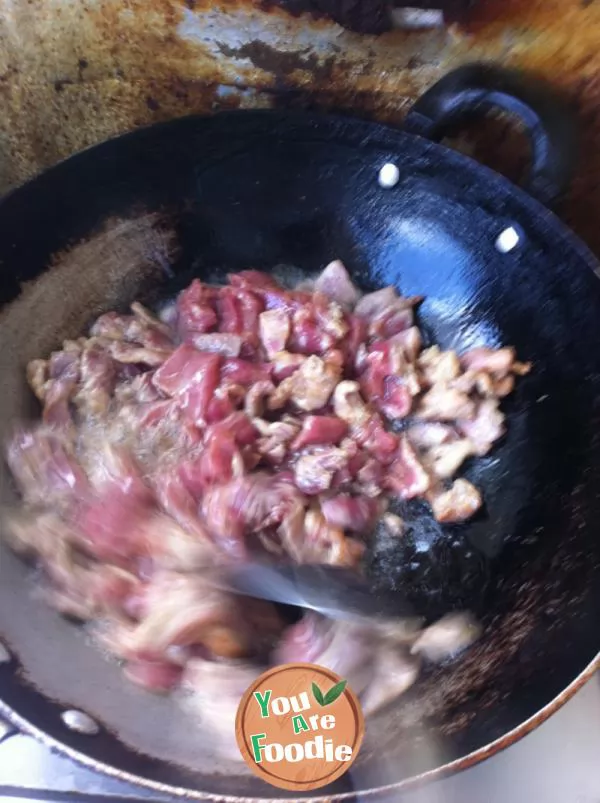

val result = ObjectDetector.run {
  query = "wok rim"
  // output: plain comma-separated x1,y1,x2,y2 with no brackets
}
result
1,106,600,799
0,654,598,800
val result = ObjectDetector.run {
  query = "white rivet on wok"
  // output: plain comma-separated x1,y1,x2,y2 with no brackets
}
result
378,163,400,188
61,710,100,735
495,226,520,253
0,642,10,664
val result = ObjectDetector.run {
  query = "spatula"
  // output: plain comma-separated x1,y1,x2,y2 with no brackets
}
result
216,560,423,626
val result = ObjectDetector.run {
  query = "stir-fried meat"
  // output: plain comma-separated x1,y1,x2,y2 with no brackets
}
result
74,344,115,416
244,380,275,418
314,260,361,309
107,572,281,662
291,415,348,450
417,384,476,421
419,346,461,386
381,512,404,537
259,309,290,357
188,333,242,357
294,448,348,495
457,397,506,456
385,436,431,499
5,258,527,715
7,428,88,506
361,648,420,716
269,354,341,412
320,494,380,532
411,612,482,662
423,439,475,480
428,479,483,523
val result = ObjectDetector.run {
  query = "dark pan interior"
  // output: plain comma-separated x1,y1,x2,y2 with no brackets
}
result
0,112,599,800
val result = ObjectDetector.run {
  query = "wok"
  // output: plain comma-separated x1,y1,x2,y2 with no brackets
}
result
0,62,599,800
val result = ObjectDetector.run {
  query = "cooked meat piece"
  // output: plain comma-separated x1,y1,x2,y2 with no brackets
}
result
7,428,88,505
428,478,482,523
390,326,423,362
201,472,299,551
110,573,255,659
153,346,221,427
124,659,183,693
314,260,361,310
92,308,173,349
320,494,380,532
332,380,370,426
244,380,275,418
313,298,349,340
423,439,475,479
419,346,461,386
254,418,300,464
358,289,419,339
269,354,341,412
74,344,115,416
417,384,476,421
410,612,482,662
303,507,365,566
114,372,162,405
3,508,75,562
291,415,349,450
384,437,431,499
277,616,374,697
361,648,420,716
461,346,517,377
457,398,505,456
407,422,457,449
146,514,218,571
220,357,272,386
188,333,243,357
381,512,404,537
270,350,306,380
259,309,290,357
294,447,347,495
27,359,49,400
354,457,385,498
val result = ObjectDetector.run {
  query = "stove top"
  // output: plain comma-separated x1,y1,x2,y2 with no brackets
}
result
1,674,599,802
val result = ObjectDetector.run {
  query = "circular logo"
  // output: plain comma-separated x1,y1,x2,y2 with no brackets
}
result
235,662,365,792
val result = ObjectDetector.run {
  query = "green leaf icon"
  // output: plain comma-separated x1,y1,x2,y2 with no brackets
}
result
312,682,325,706
323,680,347,705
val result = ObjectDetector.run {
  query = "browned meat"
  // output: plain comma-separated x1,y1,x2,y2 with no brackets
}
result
269,354,341,412
457,397,506,456
417,384,476,421
294,447,347,495
410,612,482,662
5,261,527,710
428,479,483,523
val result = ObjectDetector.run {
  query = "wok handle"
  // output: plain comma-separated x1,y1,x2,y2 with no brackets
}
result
404,62,577,207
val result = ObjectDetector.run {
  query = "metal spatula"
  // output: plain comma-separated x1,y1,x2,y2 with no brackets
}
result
216,561,422,626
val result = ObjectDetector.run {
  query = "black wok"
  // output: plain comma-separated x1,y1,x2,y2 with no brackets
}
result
0,63,599,800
